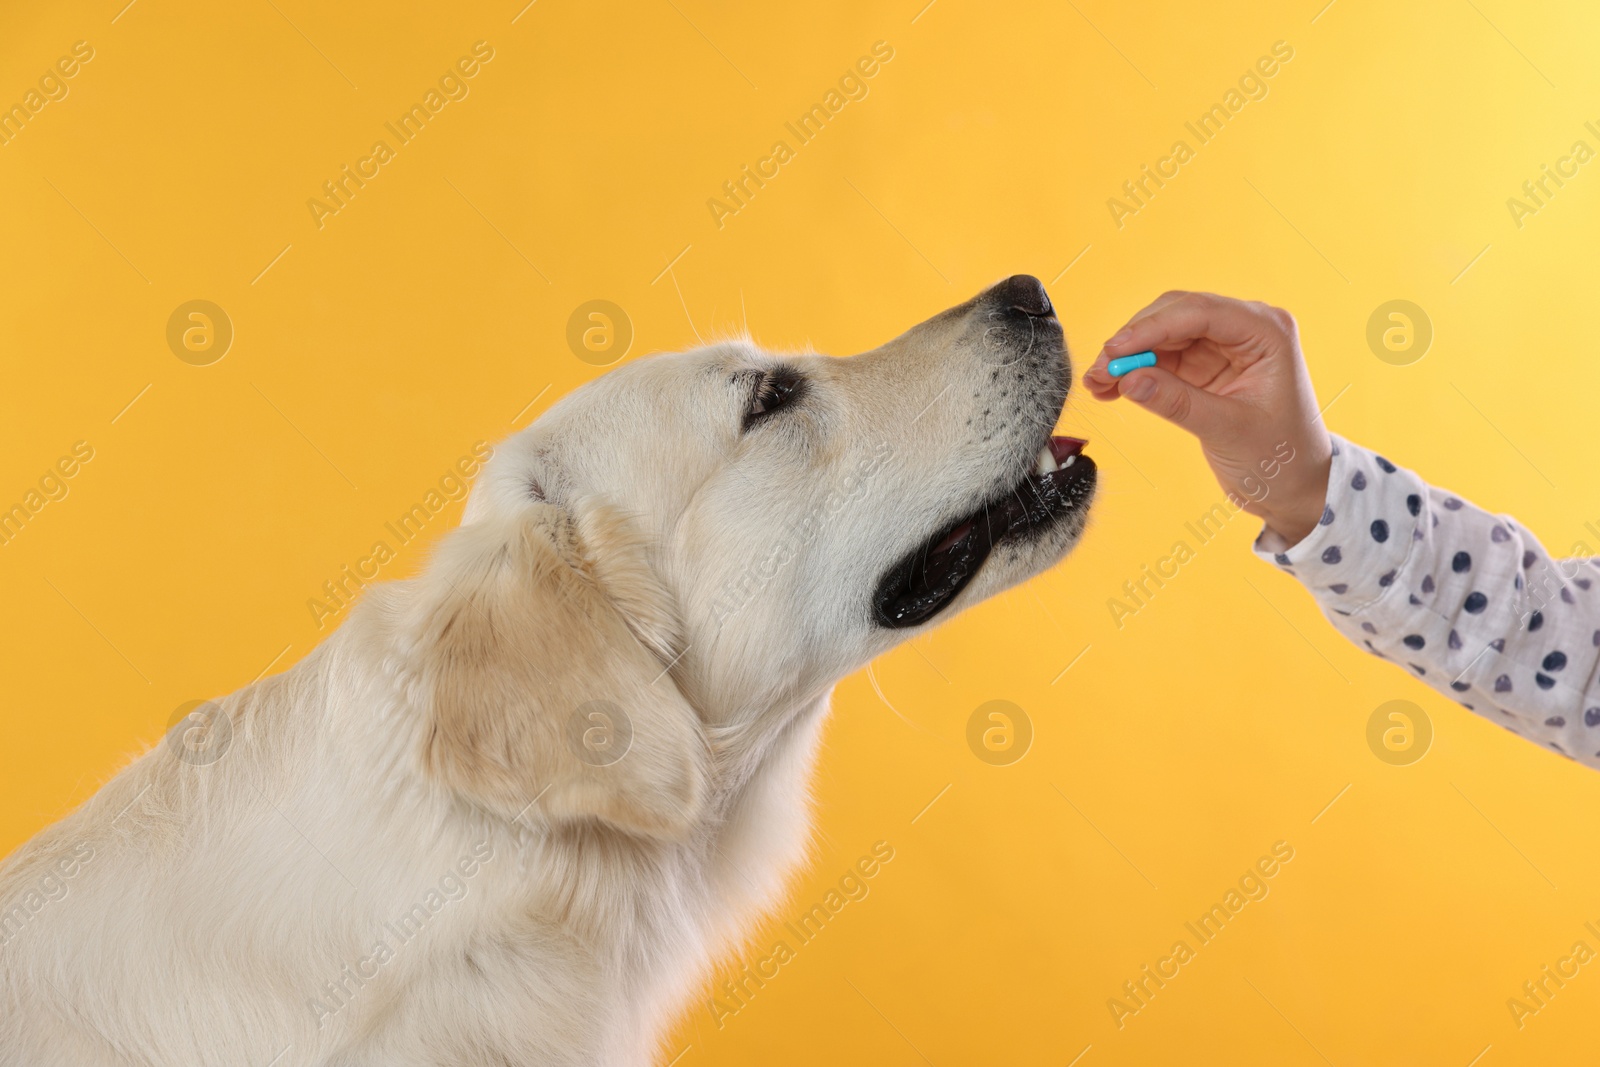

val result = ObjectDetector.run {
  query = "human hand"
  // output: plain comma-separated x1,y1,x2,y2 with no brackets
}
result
1082,292,1333,547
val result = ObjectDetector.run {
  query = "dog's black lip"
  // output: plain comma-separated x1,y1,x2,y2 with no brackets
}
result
871,453,1097,629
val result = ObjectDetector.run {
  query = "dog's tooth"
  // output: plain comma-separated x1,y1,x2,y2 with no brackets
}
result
1035,446,1058,475
1063,455,1077,468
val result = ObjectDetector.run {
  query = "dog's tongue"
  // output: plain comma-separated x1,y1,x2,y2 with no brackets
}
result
1049,436,1087,463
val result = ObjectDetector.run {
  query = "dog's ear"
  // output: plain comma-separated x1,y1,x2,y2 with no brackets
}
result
404,499,705,839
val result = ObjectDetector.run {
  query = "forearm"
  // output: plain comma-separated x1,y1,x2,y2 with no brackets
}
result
1257,435,1600,766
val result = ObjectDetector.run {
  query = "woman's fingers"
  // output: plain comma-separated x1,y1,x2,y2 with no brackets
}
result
1082,339,1230,398
1115,365,1240,440
1084,291,1294,408
1103,292,1286,364
1082,344,1182,397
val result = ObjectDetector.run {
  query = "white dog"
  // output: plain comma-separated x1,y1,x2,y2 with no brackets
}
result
0,275,1096,1065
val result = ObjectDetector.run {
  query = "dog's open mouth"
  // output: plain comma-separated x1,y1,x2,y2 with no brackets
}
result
872,436,1097,628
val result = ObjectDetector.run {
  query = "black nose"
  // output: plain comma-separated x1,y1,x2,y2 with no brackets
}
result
997,274,1052,317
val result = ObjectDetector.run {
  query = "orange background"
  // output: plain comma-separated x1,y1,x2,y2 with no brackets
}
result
4,1,1600,1063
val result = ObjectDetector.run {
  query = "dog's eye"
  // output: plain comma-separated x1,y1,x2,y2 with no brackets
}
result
742,368,802,431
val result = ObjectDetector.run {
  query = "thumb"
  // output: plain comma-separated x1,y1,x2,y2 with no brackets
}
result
1117,366,1233,439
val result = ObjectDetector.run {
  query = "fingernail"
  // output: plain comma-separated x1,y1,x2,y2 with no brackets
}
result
1123,374,1156,401
1104,330,1132,348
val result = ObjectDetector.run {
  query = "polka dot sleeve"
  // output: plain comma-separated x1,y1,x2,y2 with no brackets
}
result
1253,434,1600,766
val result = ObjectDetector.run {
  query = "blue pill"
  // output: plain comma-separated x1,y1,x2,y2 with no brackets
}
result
1107,351,1157,377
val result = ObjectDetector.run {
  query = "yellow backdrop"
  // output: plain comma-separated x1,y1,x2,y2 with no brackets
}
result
4,1,1598,1063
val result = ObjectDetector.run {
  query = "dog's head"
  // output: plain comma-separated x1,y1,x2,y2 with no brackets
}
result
407,276,1095,838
